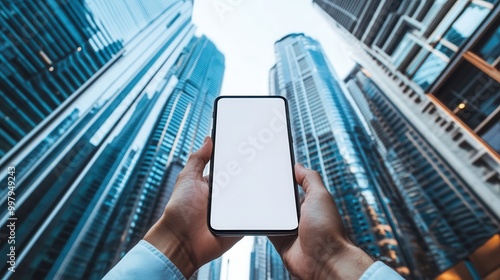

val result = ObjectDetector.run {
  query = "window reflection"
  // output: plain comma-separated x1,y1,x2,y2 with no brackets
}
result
475,22,500,64
435,42,455,58
412,53,447,90
433,61,500,147
479,117,500,153
442,3,489,47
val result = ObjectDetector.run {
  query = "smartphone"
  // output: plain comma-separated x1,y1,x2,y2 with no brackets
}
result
208,96,299,235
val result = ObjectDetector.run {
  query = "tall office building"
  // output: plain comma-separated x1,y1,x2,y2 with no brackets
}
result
0,1,225,279
0,0,175,158
345,64,500,279
270,33,409,275
92,35,225,273
313,0,500,221
313,1,500,278
250,237,290,280
191,257,223,280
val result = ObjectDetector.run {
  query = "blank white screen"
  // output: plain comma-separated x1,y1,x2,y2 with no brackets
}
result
210,97,298,231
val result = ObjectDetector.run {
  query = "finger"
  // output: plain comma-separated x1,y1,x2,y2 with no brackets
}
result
218,236,243,252
182,137,213,178
268,235,295,256
300,196,305,205
294,163,326,194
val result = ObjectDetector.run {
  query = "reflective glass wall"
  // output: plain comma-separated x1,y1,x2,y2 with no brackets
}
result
345,64,500,278
271,33,410,276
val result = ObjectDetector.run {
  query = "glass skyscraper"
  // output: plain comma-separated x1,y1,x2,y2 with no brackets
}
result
313,1,500,278
345,64,500,279
92,35,225,274
312,0,500,219
191,257,223,280
0,0,176,158
0,1,225,279
270,33,409,276
250,237,290,280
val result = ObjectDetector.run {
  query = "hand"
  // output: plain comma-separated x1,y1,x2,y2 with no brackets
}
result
269,164,374,279
144,137,241,278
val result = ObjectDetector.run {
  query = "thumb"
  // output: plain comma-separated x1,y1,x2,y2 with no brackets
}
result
294,163,328,195
182,137,213,177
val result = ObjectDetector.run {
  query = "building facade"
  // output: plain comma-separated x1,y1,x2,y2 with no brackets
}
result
191,257,223,280
313,0,500,222
0,0,177,158
345,64,500,279
250,237,290,280
0,1,225,279
270,33,409,276
93,35,225,272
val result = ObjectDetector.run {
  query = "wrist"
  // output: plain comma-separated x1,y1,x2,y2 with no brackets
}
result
144,218,198,278
315,242,374,279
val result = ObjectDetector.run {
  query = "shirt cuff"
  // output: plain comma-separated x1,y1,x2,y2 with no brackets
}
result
103,240,185,280
359,261,404,280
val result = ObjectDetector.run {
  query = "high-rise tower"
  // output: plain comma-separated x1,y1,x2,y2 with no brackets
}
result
270,33,409,276
249,237,290,280
0,1,225,279
312,0,500,220
345,64,500,279
0,0,177,158
94,36,225,274
313,1,500,277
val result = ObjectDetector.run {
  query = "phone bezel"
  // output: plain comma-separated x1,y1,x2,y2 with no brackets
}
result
207,95,300,236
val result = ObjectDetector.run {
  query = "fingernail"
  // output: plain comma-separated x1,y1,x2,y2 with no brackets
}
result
204,136,210,143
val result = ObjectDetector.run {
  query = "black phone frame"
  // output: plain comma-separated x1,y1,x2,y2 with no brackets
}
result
207,95,300,236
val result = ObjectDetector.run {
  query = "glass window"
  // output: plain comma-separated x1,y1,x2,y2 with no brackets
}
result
479,117,500,154
434,61,500,130
411,53,447,90
406,48,427,77
392,33,415,66
435,42,455,58
442,3,489,47
474,22,500,65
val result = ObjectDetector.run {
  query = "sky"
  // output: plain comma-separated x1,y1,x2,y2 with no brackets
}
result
193,0,355,96
192,0,355,278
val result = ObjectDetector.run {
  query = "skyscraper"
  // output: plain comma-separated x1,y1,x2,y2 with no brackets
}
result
312,0,500,220
191,257,223,280
313,1,500,277
270,33,409,275
93,35,225,273
250,237,290,280
345,64,500,279
0,0,175,158
0,1,225,279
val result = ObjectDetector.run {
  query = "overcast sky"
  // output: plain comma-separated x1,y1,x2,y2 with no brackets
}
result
192,0,354,278
193,0,355,96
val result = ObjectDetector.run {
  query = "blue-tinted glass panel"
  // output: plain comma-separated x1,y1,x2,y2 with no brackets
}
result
434,61,500,130
480,118,500,153
435,42,455,58
475,23,500,64
442,3,489,47
412,53,447,90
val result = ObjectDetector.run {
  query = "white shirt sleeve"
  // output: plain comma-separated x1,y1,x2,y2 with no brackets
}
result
103,240,403,280
359,261,404,280
102,240,185,280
